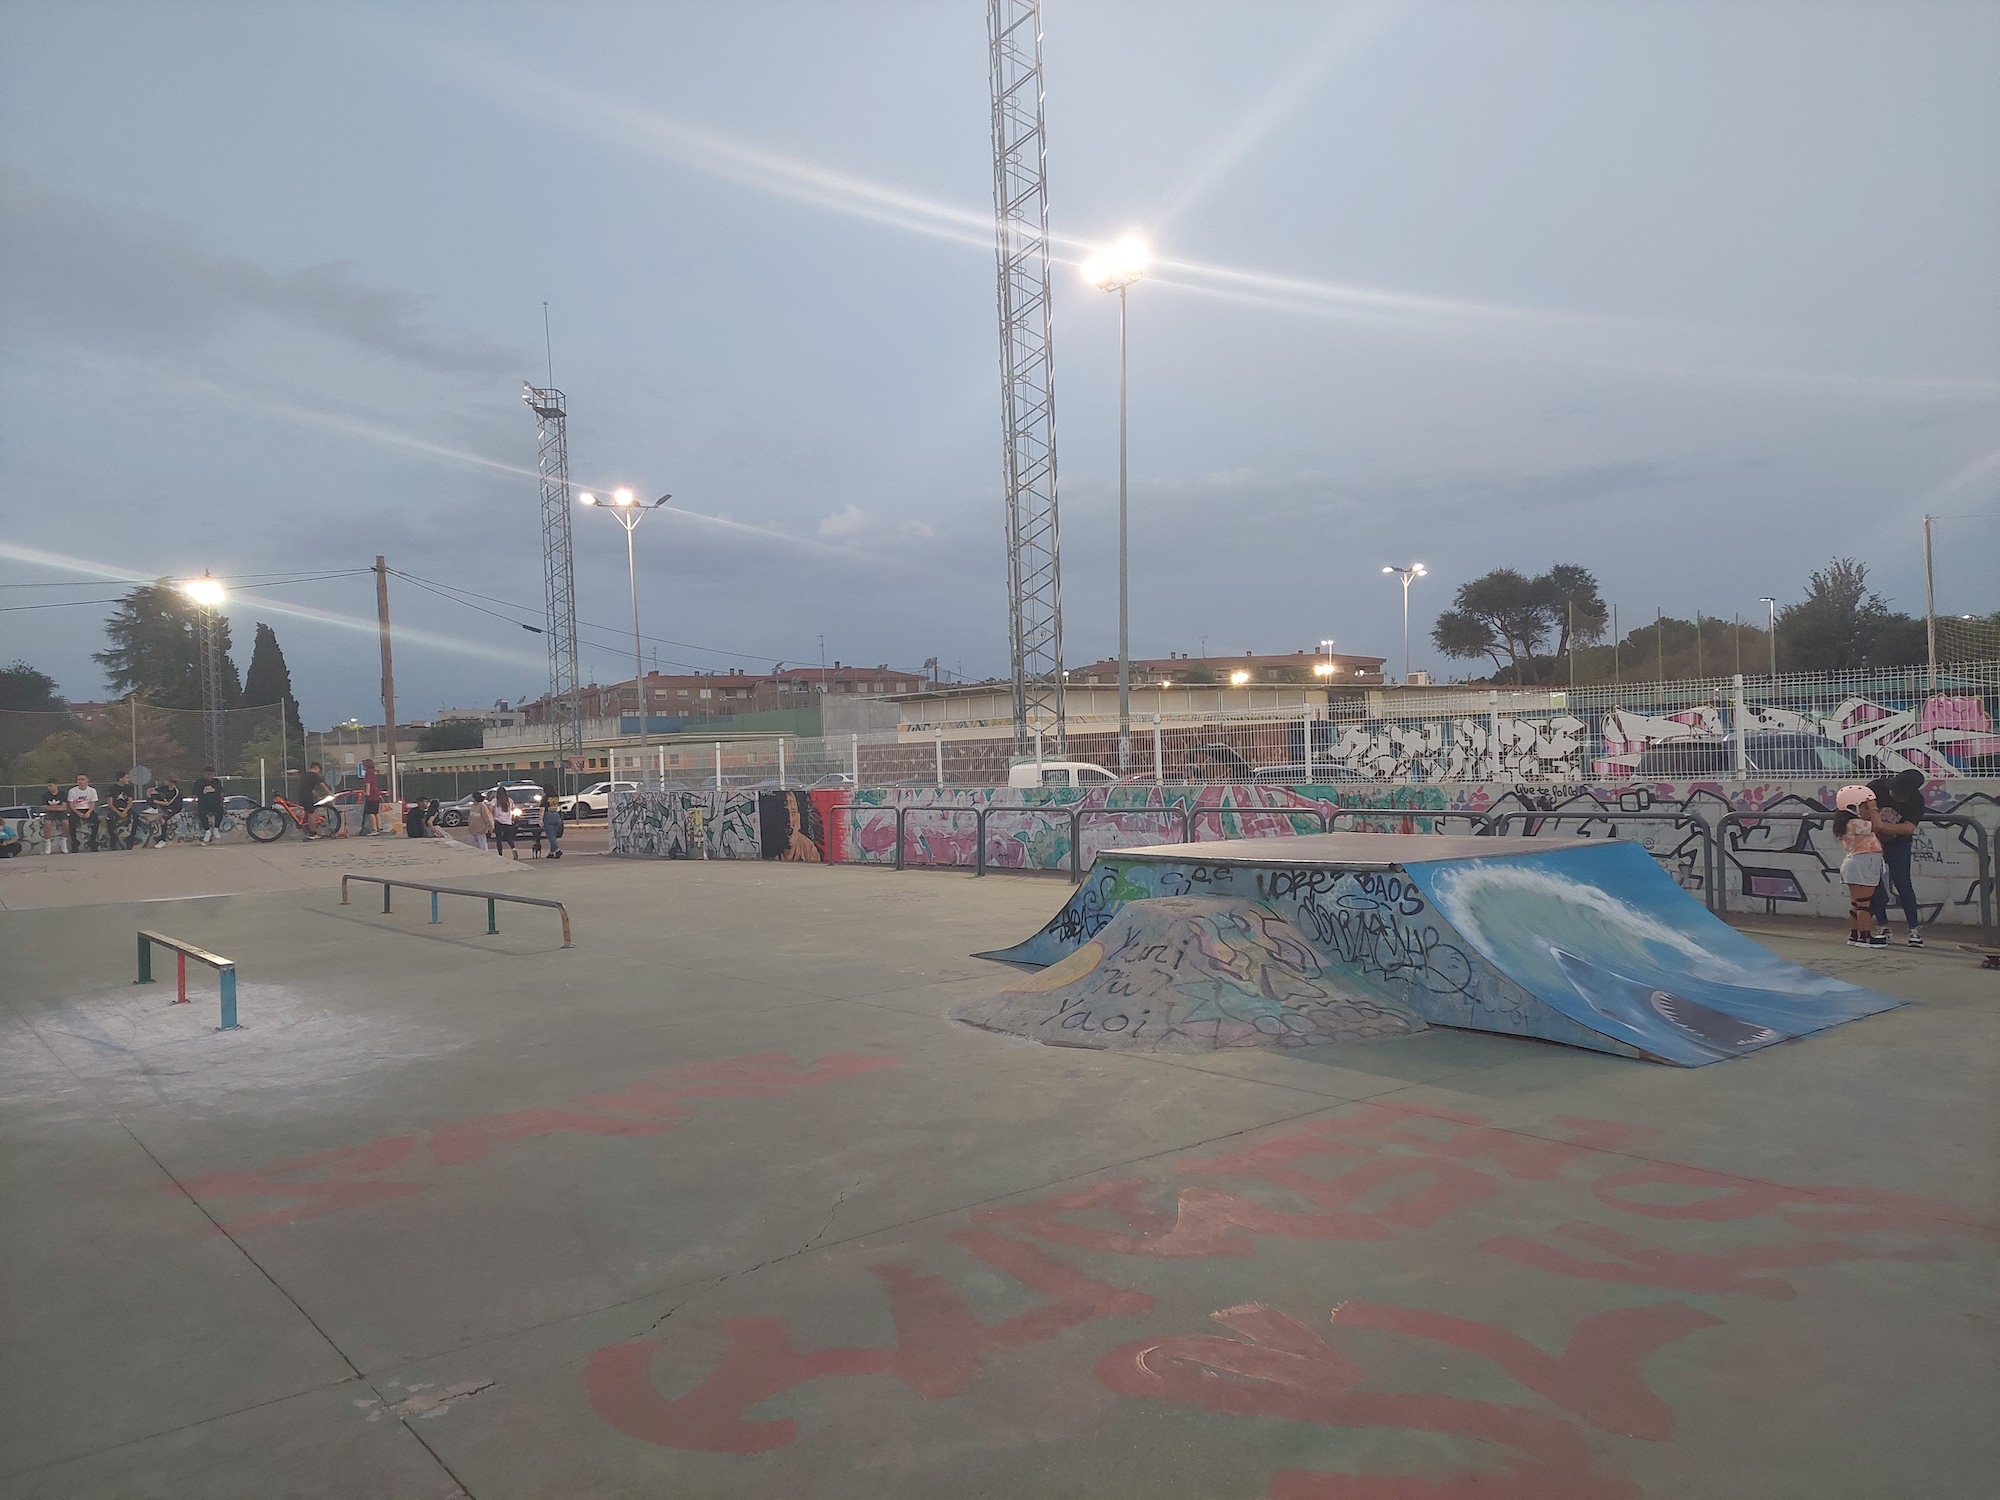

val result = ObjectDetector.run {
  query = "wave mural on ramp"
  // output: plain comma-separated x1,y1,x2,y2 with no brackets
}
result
1404,841,1903,1067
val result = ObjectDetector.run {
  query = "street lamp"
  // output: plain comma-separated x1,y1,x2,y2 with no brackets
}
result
1758,597,1778,679
1229,670,1250,687
180,573,227,769
1084,231,1149,774
1314,639,1338,679
1382,565,1427,682
580,488,668,800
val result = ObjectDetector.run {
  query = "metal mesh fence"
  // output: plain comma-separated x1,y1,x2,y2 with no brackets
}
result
2,701,294,807
577,660,2000,789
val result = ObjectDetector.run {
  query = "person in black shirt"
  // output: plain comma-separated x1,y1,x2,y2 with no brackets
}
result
1867,768,1926,945
296,762,329,837
39,780,72,854
145,776,181,848
191,767,226,844
107,773,139,851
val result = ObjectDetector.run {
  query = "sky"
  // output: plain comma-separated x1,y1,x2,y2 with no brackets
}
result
2,0,1996,726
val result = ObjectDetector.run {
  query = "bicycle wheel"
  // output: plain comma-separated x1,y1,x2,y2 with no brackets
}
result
215,814,237,837
245,806,288,842
312,804,344,838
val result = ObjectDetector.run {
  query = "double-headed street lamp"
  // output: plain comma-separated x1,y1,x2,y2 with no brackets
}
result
1084,232,1149,773
579,488,668,791
1758,596,1778,679
181,572,227,768
1382,564,1427,683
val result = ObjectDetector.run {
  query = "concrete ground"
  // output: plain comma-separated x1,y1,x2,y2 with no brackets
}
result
1,840,1993,1499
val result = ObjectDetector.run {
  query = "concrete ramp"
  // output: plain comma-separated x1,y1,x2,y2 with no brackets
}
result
958,895,1422,1053
971,833,1903,1066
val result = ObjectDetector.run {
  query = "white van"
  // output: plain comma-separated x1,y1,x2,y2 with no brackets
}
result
1007,760,1120,789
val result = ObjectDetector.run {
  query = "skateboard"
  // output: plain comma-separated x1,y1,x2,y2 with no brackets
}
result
1963,944,2000,970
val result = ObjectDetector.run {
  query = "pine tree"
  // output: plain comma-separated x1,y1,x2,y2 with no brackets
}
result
242,622,303,733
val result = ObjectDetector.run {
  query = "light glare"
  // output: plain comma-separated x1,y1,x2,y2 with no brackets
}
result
579,492,597,506
183,576,225,607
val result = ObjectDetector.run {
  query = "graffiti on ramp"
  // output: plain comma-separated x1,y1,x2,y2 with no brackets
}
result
958,896,1422,1053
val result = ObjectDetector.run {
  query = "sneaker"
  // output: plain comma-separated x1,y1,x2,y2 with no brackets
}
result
1847,935,1868,947
1906,929,1924,948
1868,932,1890,947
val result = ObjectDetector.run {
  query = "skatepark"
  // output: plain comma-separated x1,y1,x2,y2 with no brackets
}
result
3,833,1994,1499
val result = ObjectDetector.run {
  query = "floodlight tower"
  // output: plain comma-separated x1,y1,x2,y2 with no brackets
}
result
988,0,1066,755
183,573,227,768
525,383,583,794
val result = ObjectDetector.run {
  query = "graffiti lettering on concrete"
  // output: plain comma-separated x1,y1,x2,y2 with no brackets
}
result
181,1052,898,1233
579,1097,1992,1494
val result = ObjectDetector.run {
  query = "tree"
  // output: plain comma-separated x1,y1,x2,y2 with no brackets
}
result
242,622,303,734
417,719,483,752
1778,559,1903,672
1430,564,1607,684
0,661,62,712
93,582,242,710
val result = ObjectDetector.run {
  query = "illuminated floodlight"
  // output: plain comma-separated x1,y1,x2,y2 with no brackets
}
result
1314,662,1336,677
182,574,225,607
1229,669,1250,686
1083,232,1149,289
578,492,598,506
613,488,636,507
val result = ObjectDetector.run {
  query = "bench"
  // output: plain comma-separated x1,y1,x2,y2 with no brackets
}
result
135,930,239,1030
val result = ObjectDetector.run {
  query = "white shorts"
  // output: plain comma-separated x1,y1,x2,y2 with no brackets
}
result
1840,851,1882,887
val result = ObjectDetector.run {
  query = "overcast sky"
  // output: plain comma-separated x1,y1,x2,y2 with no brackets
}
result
3,0,1996,725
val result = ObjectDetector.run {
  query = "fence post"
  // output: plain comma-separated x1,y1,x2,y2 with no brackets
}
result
1070,808,1082,882
1153,715,1163,784
778,737,787,790
851,733,860,788
896,807,907,872
976,807,988,877
935,727,944,788
1487,689,1501,780
1732,673,1748,780
714,743,722,789
1303,705,1313,783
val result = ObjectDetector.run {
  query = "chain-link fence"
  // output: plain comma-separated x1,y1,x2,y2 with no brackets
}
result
1,700,301,807
573,660,2000,790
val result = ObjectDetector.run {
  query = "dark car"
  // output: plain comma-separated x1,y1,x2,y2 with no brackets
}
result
1634,733,1868,779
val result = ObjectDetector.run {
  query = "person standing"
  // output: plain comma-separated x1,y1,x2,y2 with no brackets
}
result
1867,768,1926,947
294,762,329,838
40,780,71,854
359,758,383,836
67,775,100,853
192,766,226,843
1833,786,1887,948
145,773,182,848
107,772,139,851
491,787,519,859
466,791,493,851
541,789,565,860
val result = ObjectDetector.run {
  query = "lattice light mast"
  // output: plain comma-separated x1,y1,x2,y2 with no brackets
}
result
989,0,1066,754
525,383,583,794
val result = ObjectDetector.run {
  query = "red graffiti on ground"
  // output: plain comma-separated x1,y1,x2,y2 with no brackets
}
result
577,1096,1986,1496
179,1052,898,1233
585,1228,1151,1454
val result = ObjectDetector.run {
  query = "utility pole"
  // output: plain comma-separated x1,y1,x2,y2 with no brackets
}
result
375,556,398,801
1923,513,1937,695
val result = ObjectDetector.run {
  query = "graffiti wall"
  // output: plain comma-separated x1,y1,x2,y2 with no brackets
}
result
612,778,1998,929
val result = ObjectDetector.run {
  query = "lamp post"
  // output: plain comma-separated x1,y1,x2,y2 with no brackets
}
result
1758,596,1778,680
1382,564,1427,682
1084,232,1149,773
1314,638,1338,684
580,489,668,799
181,573,227,770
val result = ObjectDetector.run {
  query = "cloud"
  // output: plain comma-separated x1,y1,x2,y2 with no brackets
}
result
818,503,870,536
0,165,516,377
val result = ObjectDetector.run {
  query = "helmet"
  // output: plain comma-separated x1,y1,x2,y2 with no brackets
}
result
1834,785,1874,811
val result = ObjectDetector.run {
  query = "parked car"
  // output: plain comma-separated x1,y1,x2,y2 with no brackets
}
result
1250,763,1368,784
1006,760,1120,789
436,783,548,828
1633,733,1870,779
563,781,637,818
